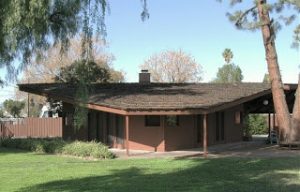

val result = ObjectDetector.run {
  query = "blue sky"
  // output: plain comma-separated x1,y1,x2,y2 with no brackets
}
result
104,0,299,83
0,0,299,103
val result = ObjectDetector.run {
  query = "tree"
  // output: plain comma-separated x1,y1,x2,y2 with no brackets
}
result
214,49,243,83
21,36,124,84
0,1,146,82
263,73,270,83
221,0,300,143
140,50,202,83
0,108,4,118
245,114,268,135
222,48,234,64
56,60,110,83
3,99,25,118
16,36,124,117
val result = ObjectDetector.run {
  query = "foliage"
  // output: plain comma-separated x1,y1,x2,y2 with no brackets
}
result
140,49,202,83
73,78,89,129
0,108,4,118
222,48,233,64
214,48,243,83
3,99,25,117
263,73,270,83
56,60,110,84
0,138,65,153
0,78,3,87
29,100,43,117
245,114,268,135
0,0,146,82
0,148,300,192
220,0,300,142
55,59,113,129
222,0,300,47
62,140,114,159
20,36,124,84
0,138,114,159
214,64,243,83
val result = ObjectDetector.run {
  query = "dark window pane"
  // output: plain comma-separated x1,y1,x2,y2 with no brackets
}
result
145,115,160,126
166,115,179,126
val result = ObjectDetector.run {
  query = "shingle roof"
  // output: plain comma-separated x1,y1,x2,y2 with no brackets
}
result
19,83,272,112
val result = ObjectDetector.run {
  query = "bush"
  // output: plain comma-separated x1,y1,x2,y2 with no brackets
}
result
245,114,268,135
62,141,114,159
0,138,114,159
0,138,65,153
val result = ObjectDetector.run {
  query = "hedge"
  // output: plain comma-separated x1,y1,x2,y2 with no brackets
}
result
0,138,115,159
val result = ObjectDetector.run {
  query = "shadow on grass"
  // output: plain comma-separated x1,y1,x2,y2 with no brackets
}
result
16,158,300,192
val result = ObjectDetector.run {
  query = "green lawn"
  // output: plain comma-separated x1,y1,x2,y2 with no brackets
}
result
0,147,299,192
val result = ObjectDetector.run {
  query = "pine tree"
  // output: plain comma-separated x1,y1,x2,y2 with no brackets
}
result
221,0,300,143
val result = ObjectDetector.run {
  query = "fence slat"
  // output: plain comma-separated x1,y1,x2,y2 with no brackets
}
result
0,118,63,138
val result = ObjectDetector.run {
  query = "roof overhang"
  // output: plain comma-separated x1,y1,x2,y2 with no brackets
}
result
19,84,276,116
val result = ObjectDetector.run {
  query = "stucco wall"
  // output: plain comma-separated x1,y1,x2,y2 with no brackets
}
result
164,115,197,151
207,105,244,146
224,105,244,143
62,102,244,152
128,116,165,152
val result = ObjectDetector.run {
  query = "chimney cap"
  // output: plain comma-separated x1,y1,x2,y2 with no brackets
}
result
141,69,149,73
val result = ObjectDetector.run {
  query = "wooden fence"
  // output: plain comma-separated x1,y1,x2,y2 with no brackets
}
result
0,118,63,138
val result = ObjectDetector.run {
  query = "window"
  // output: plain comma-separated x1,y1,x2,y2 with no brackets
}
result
235,111,242,124
166,115,179,126
145,115,160,126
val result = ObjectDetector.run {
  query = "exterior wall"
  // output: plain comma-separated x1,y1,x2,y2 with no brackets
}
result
224,105,244,143
207,105,244,146
62,102,244,152
128,116,165,152
207,113,217,145
164,115,196,151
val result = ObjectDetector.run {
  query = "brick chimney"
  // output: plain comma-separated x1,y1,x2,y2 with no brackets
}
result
139,69,150,84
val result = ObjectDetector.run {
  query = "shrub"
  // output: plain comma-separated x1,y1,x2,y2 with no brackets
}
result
62,141,114,159
245,114,268,135
0,138,64,153
0,138,114,159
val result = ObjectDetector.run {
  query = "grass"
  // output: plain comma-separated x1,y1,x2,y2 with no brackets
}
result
0,147,299,192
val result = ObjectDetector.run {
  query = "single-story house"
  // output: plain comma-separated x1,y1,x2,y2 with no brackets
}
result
18,71,296,155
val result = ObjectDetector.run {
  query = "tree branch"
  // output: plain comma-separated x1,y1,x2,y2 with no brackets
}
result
235,5,257,28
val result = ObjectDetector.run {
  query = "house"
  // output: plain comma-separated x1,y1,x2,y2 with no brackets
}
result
18,70,296,155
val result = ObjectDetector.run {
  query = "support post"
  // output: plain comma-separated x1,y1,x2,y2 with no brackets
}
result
125,115,129,156
103,113,107,145
268,113,272,144
203,114,208,158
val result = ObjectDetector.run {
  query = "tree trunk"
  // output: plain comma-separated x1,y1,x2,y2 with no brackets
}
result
291,75,300,141
257,0,291,142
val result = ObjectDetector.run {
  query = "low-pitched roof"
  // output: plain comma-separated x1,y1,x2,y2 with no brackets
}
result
19,83,275,115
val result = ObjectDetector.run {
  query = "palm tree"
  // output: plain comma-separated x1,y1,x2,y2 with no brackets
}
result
222,48,233,64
